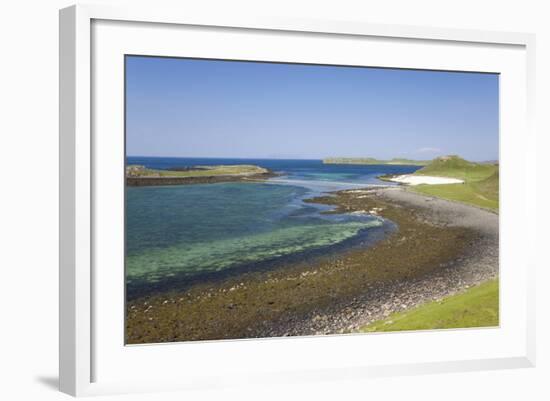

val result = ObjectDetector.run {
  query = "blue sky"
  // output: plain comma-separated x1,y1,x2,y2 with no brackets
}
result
126,56,499,161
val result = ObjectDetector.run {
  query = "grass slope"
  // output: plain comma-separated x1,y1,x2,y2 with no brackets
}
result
411,156,499,211
360,279,499,332
414,155,497,181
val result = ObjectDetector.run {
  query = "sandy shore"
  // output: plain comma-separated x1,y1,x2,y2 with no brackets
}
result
387,174,465,185
126,187,498,343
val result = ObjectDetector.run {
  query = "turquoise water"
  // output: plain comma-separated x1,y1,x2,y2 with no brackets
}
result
126,158,421,298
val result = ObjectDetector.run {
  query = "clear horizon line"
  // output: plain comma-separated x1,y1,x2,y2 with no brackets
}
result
127,155,324,161
125,155,431,162
126,154,498,162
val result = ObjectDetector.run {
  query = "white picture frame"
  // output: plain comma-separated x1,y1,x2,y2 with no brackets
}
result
59,4,536,397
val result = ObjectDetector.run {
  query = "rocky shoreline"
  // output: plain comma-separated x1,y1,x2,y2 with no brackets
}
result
125,186,498,344
240,187,498,337
127,171,279,187
253,188,498,336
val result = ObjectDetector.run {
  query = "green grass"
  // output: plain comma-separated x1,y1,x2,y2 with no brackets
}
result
414,155,497,181
410,156,499,211
412,181,498,211
127,164,268,178
360,279,499,332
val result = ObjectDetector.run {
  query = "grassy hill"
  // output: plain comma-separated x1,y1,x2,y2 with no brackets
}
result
360,279,499,332
126,164,268,178
411,156,499,211
414,155,497,180
323,157,429,166
475,170,499,194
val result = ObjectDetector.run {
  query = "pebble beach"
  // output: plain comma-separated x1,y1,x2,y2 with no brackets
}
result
126,186,498,344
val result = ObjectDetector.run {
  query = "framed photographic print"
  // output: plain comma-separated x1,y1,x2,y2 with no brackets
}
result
59,4,536,397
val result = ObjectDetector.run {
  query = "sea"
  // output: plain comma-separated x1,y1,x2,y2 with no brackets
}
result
125,157,421,299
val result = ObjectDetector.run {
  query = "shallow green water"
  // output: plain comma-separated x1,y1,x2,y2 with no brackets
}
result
125,158,420,296
126,182,382,289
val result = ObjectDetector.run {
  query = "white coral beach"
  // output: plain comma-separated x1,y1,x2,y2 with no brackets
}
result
388,175,464,186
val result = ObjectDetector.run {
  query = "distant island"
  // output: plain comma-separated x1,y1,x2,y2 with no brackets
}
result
126,164,276,186
323,157,429,166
